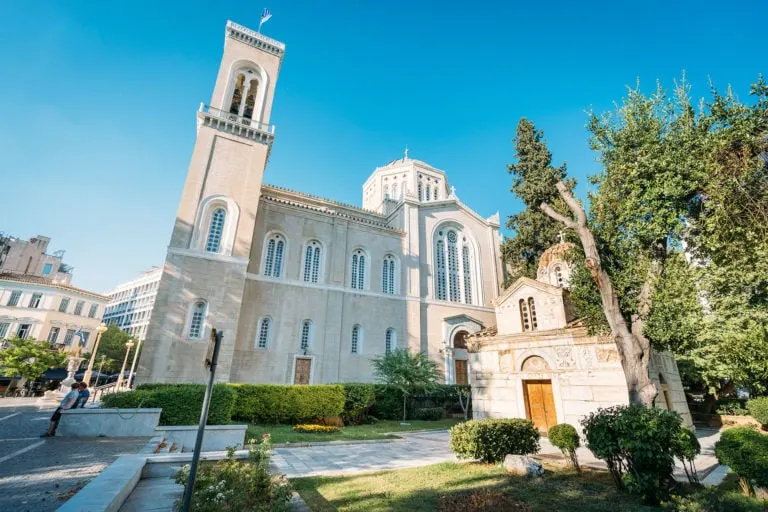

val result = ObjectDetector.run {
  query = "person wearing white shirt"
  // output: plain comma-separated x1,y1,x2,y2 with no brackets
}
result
41,383,79,437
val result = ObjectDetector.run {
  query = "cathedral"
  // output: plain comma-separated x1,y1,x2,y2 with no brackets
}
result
139,20,692,433
140,21,503,386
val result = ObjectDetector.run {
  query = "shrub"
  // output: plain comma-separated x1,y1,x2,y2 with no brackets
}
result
370,384,471,420
174,436,291,511
449,418,539,463
672,427,701,484
413,407,444,421
547,423,580,472
581,405,683,505
101,390,153,408
746,397,768,426
662,487,767,512
292,424,342,433
715,398,748,416
340,383,376,425
229,384,345,424
101,384,236,425
715,427,768,496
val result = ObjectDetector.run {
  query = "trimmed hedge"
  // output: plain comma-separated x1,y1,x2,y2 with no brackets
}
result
715,427,768,494
370,384,471,420
340,383,376,425
746,397,768,426
449,418,539,463
413,407,444,421
101,384,236,426
230,384,345,424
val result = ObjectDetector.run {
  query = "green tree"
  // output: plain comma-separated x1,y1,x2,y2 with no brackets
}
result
518,76,768,406
370,349,441,421
93,325,135,373
502,119,575,284
0,337,67,381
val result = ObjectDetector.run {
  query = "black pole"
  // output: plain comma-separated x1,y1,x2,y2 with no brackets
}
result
181,329,222,512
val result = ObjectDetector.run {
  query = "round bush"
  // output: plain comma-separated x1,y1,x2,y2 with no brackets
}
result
715,427,768,493
548,423,580,452
746,397,768,426
581,405,683,504
449,418,539,463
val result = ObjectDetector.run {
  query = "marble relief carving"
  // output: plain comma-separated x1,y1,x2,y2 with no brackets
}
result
555,347,576,368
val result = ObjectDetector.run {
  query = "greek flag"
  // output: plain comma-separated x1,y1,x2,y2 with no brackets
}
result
75,328,86,346
258,8,272,31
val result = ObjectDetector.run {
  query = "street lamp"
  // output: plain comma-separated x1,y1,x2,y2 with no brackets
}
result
83,322,108,386
116,340,135,390
96,355,107,387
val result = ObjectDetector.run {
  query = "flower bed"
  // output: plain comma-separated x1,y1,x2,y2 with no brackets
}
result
293,424,343,433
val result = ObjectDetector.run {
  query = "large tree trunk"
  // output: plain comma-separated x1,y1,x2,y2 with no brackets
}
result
541,181,657,406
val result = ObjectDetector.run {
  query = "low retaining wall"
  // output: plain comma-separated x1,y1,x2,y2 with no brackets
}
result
156,424,248,452
58,408,162,437
57,455,145,512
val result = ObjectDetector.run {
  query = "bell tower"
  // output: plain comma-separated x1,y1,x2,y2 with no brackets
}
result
140,21,285,383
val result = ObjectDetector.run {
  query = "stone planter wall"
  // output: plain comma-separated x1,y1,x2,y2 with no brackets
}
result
58,408,162,437
155,424,248,452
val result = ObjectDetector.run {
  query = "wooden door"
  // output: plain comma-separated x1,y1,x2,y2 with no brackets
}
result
523,380,557,432
293,358,312,385
455,360,468,385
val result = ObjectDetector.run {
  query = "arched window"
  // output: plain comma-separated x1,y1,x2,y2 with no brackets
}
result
426,185,431,201
256,317,271,349
382,255,396,294
528,298,538,330
263,234,285,277
385,328,396,354
188,301,207,339
453,330,468,349
520,298,534,331
351,324,361,354
434,227,478,305
205,208,226,253
229,73,245,114
435,240,447,300
462,245,473,304
434,186,440,200
417,182,423,201
243,78,259,120
392,182,399,200
351,249,366,290
300,320,312,351
383,184,390,200
555,266,564,287
302,241,322,283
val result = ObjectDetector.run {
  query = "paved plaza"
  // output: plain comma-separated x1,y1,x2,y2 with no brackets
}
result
0,399,149,512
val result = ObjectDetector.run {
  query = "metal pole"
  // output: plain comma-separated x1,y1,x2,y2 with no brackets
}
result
84,323,107,386
126,337,143,390
181,330,222,512
115,341,134,390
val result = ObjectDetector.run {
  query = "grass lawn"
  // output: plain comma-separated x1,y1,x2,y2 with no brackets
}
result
246,419,462,444
291,462,660,512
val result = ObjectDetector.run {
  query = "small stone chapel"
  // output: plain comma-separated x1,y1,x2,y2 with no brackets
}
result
467,241,693,432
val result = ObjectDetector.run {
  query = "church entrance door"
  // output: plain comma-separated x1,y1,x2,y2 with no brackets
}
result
293,358,312,385
523,380,557,432
455,360,468,385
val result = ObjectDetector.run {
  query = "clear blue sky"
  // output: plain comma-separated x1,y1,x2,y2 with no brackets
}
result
0,1,764,292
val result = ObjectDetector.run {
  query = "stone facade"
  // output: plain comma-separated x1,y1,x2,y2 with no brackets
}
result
139,21,503,385
469,242,693,431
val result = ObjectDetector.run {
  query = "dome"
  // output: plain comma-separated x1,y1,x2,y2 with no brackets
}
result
537,241,576,288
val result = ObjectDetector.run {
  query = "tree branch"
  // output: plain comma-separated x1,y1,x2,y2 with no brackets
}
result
555,181,588,226
540,202,578,229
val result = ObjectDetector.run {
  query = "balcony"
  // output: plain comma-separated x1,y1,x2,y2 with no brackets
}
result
197,104,275,144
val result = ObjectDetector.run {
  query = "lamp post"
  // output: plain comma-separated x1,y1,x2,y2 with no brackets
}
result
126,337,143,391
115,340,135,390
83,322,108,386
96,355,107,387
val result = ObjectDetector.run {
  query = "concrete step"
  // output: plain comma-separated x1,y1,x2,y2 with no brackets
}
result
139,436,165,455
